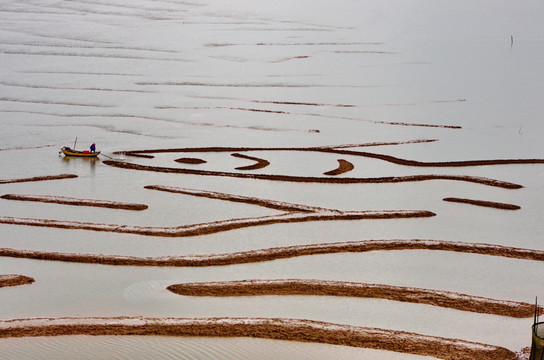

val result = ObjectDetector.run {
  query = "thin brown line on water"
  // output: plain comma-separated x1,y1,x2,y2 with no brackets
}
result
167,279,542,318
0,274,35,288
2,239,544,267
443,197,520,210
0,317,518,360
1,194,148,211
0,174,77,184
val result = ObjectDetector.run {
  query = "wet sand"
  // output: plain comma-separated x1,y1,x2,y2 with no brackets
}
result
167,279,541,318
0,317,518,360
0,274,34,288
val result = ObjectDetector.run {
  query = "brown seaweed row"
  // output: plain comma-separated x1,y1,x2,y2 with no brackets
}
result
0,174,77,184
0,274,35,288
0,210,433,238
1,239,543,267
113,144,544,168
323,159,354,176
231,153,270,170
443,197,521,210
174,158,207,164
167,279,541,318
1,194,148,211
0,317,519,360
103,160,522,189
144,185,331,213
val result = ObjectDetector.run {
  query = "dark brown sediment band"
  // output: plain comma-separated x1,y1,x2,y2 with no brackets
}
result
0,174,77,184
443,197,520,210
111,144,544,169
167,279,542,318
323,159,354,175
174,158,207,164
103,161,522,189
0,274,35,288
231,153,270,170
2,239,544,267
0,317,519,360
143,185,333,213
0,210,434,237
321,148,544,167
1,194,148,211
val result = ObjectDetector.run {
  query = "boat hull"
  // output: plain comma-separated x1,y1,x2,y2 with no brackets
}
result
61,148,100,157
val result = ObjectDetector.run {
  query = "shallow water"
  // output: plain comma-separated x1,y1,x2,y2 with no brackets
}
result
1,0,544,358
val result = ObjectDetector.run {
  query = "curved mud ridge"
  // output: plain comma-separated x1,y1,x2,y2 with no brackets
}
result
2,239,544,267
103,161,522,189
113,144,544,168
323,159,354,176
0,317,518,360
0,274,35,288
1,194,148,211
167,279,541,318
0,174,77,184
443,197,520,210
231,153,270,170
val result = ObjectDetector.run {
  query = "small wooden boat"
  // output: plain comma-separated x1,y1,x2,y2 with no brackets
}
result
61,147,100,157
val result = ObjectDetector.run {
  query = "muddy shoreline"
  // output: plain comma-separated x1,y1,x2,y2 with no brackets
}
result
0,317,518,360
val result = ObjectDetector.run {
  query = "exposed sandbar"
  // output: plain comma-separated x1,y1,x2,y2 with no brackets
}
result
0,317,518,360
167,279,540,318
1,194,148,211
2,239,544,267
103,161,522,189
443,197,520,210
0,174,77,184
0,274,34,288
323,159,354,175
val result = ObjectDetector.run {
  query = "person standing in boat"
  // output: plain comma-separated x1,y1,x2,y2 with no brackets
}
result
90,143,96,153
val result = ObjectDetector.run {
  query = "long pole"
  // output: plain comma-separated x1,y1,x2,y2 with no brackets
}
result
73,137,78,150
